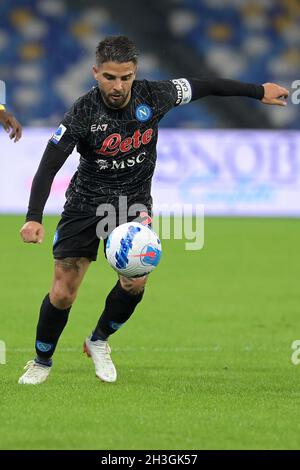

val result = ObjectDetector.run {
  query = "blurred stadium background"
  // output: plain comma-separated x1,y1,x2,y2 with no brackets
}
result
1,0,300,451
1,0,299,128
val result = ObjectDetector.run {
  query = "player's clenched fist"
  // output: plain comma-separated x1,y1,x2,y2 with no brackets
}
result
20,221,45,244
262,83,289,106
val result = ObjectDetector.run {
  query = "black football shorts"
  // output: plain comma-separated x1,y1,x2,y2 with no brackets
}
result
52,206,153,261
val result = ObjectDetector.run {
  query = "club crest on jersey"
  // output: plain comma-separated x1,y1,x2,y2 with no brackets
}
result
135,104,153,122
51,124,66,144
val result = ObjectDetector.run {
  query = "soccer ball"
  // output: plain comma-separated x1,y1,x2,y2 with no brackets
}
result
105,222,162,278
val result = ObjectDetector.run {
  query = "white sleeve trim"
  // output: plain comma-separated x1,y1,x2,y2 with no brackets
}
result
171,78,192,106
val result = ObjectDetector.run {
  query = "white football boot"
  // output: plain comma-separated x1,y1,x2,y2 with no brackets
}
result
18,360,51,385
83,337,117,383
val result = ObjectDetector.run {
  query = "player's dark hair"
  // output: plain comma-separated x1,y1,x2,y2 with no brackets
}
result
96,35,139,65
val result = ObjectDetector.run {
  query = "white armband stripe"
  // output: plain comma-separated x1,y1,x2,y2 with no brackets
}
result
171,78,192,106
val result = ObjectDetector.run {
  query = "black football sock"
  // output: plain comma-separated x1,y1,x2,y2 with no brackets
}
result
91,281,144,341
35,294,71,363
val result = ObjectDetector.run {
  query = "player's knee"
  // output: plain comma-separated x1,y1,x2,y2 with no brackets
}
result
50,283,78,309
119,275,148,296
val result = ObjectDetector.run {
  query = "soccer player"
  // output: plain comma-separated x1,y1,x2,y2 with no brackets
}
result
18,35,288,385
0,104,22,142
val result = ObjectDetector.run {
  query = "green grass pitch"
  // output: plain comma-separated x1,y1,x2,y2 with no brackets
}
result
0,215,300,450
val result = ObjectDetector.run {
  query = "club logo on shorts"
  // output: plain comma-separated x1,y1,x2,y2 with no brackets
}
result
135,104,153,122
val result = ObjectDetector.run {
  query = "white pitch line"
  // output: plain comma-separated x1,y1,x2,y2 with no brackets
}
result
4,346,285,353
6,347,220,353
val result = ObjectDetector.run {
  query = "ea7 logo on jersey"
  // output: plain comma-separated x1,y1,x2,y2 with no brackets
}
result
51,124,67,144
171,78,192,106
91,123,108,132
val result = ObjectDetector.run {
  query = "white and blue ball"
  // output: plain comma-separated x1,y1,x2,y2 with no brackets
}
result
105,222,162,278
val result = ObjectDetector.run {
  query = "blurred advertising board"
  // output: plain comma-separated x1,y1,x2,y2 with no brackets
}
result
0,128,299,216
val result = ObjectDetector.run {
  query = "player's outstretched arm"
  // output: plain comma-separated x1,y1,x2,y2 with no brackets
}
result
261,83,289,106
20,221,45,244
0,107,22,142
187,78,289,107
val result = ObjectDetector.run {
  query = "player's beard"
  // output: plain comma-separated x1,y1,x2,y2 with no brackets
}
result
101,90,130,109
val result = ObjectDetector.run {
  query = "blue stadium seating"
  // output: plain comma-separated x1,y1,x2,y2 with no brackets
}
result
169,0,300,128
1,0,298,128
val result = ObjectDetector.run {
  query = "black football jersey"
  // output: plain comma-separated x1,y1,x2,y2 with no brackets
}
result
50,78,193,212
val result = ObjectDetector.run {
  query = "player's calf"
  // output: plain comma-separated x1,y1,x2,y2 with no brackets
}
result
19,257,91,386
50,257,90,309
91,278,146,342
